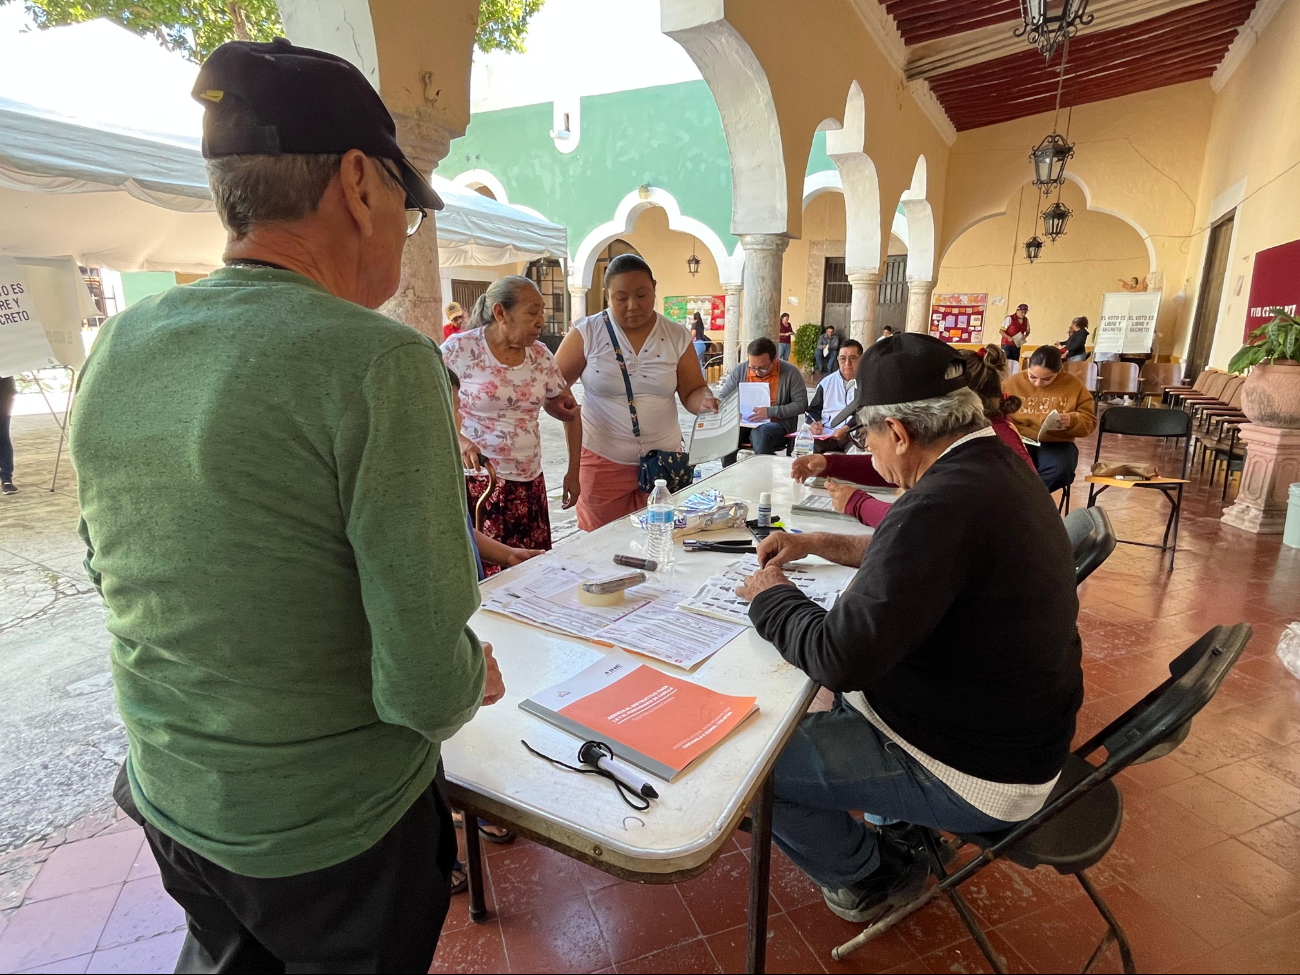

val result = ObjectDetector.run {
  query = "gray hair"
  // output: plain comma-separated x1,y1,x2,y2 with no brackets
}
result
858,385,988,447
469,275,540,328
206,153,402,238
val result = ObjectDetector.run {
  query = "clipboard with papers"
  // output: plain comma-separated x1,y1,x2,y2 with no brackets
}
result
687,388,741,466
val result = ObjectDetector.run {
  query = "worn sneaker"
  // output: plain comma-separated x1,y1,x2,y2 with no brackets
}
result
820,834,930,923
1,481,16,495
881,822,959,870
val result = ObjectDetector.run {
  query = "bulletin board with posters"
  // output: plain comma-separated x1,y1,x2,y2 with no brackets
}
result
664,294,725,331
929,293,987,344
1244,238,1300,341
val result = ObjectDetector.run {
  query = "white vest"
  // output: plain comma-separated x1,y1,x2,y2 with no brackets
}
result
817,371,856,425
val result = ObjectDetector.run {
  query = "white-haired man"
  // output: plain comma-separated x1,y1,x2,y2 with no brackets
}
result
738,333,1083,924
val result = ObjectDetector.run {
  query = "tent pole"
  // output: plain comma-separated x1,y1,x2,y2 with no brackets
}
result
27,368,74,493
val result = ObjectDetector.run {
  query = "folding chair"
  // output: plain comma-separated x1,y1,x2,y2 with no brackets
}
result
1096,362,1142,406
1139,362,1183,407
831,623,1253,973
1064,507,1117,585
1085,407,1191,572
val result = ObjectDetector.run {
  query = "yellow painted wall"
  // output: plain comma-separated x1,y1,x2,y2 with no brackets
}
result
620,205,724,315
782,191,847,326
936,180,1149,348
943,81,1214,355
1189,0,1300,369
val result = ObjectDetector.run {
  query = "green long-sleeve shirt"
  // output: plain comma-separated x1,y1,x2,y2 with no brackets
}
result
69,267,485,878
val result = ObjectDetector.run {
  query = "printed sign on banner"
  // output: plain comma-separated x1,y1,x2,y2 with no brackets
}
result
1096,292,1161,355
664,295,726,331
0,256,59,375
1244,238,1300,341
929,293,987,344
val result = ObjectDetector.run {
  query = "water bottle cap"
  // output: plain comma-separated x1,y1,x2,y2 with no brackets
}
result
655,478,667,487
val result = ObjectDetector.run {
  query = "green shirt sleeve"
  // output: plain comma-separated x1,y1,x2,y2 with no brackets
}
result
335,340,486,745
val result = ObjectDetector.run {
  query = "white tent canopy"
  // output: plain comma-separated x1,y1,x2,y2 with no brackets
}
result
0,20,566,273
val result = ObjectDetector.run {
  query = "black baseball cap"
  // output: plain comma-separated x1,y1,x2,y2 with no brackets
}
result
830,333,968,426
192,37,443,212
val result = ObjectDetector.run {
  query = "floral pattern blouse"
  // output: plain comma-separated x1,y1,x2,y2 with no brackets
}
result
441,327,568,482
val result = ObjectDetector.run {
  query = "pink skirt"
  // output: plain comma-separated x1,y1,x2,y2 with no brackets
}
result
576,448,646,532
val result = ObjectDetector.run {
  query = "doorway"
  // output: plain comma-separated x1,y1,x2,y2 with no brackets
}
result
821,257,851,334
1185,211,1235,379
589,239,642,316
450,278,490,315
876,254,908,336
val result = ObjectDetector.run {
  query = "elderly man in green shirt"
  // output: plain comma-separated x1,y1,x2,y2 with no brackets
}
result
69,39,500,973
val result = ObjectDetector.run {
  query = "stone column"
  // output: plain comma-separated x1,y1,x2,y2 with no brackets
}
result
847,268,881,346
379,112,451,341
1221,425,1300,533
722,282,743,367
568,286,589,324
738,233,788,350
905,280,934,334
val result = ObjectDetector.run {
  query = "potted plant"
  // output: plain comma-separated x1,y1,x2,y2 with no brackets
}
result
1229,308,1300,428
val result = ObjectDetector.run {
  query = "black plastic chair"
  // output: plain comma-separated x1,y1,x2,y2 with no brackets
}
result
830,623,1253,973
1064,507,1117,585
1085,407,1192,572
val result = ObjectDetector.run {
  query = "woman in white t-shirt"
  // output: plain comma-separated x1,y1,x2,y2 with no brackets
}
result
554,254,719,531
442,277,582,568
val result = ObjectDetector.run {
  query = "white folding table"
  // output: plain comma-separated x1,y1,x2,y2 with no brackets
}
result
443,455,871,974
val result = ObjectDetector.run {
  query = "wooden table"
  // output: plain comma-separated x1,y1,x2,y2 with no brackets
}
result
443,456,870,974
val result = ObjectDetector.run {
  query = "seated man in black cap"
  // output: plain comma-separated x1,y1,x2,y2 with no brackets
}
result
737,333,1083,923
70,39,501,972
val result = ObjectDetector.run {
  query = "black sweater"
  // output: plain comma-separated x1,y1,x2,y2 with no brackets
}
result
750,435,1083,784
1061,329,1089,358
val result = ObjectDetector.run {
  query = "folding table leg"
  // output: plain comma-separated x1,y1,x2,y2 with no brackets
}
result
1168,485,1183,573
461,810,489,923
746,773,775,975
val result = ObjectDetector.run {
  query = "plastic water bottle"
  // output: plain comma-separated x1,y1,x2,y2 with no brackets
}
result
645,478,676,569
793,420,815,460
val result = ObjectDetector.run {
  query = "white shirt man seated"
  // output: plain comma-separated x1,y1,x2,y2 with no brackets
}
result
804,340,862,455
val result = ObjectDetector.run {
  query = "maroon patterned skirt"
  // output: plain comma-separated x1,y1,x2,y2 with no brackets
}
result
465,471,552,577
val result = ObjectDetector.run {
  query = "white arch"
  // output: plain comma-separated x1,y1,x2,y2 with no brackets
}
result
937,173,1158,273
802,169,843,207
662,1,786,233
451,168,509,204
570,186,745,290
892,210,909,248
821,80,881,273
898,155,935,281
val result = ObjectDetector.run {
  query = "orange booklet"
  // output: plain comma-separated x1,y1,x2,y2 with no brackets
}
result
521,654,759,782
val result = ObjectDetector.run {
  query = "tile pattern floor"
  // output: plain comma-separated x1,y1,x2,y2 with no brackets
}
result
2,424,1300,973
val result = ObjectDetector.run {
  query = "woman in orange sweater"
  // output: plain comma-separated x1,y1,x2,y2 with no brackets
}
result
1003,345,1097,493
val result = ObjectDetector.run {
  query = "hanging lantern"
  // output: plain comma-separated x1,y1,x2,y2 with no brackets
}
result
1024,236,1044,263
687,237,701,277
1015,0,1093,61
1042,201,1073,241
1030,131,1074,191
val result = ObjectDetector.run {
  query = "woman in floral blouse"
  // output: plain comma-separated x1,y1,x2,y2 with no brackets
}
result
442,277,581,568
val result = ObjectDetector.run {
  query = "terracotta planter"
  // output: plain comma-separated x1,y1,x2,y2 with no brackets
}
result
1242,360,1300,428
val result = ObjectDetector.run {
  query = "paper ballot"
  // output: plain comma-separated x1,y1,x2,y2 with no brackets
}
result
1036,410,1062,441
688,387,741,466
738,382,771,427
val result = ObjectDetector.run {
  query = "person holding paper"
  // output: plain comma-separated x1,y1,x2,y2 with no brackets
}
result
804,339,863,454
1003,345,1097,494
736,334,1082,925
999,303,1031,367
716,337,809,466
1057,316,1090,361
554,254,719,531
815,325,841,373
69,40,500,971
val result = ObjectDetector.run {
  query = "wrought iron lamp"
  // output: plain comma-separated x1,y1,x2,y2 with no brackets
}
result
1015,0,1093,61
1024,235,1044,263
1031,131,1074,190
687,237,701,277
1041,199,1072,241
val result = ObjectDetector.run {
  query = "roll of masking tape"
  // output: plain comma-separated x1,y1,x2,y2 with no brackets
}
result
576,586,625,607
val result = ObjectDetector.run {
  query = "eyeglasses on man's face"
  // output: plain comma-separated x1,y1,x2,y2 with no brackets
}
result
377,158,427,237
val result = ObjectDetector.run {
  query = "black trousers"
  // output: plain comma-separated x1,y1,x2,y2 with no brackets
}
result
115,764,456,974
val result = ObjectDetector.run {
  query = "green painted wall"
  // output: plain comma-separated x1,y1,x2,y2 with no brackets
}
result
120,271,177,307
807,131,833,175
438,81,740,253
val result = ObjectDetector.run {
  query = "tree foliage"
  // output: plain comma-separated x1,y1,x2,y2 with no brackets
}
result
5,0,544,62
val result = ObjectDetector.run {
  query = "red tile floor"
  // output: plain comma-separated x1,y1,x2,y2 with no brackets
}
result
3,430,1300,973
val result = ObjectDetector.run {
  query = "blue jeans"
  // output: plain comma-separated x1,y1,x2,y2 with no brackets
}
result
693,339,708,369
772,696,1012,890
0,376,15,482
723,421,788,467
778,342,791,361
1031,440,1079,494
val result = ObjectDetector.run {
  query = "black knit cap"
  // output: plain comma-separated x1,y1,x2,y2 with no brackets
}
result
192,37,443,212
830,333,968,426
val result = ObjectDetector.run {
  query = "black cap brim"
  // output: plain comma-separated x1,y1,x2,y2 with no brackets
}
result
396,156,444,211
